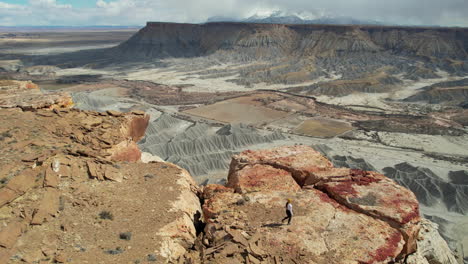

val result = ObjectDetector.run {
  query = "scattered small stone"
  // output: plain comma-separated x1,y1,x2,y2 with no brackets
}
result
147,254,157,262
236,199,245,206
0,177,8,184
104,247,124,255
59,196,65,211
119,232,132,241
54,252,67,263
73,245,86,252
144,174,155,181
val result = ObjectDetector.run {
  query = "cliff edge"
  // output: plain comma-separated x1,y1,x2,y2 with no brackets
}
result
190,145,458,264
0,81,202,263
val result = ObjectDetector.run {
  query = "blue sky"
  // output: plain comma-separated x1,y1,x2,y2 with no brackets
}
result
0,0,467,27
2,0,95,8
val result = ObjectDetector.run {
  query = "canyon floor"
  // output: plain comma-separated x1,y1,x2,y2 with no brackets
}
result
0,27,468,263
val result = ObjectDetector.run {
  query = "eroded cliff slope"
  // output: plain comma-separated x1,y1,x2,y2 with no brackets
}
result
0,81,202,263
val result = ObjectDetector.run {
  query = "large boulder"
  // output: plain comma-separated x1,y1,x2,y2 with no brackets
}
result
227,164,300,193
202,185,404,264
315,168,420,254
200,145,427,263
229,145,333,186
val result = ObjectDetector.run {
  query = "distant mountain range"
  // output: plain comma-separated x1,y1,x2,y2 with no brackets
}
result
207,10,386,25
0,26,141,33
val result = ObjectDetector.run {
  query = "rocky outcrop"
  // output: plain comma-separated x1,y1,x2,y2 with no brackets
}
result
0,80,73,110
404,78,468,105
0,81,201,263
193,146,455,263
402,219,458,264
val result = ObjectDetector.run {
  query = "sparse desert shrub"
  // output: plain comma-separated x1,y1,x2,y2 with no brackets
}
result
99,210,114,220
236,198,245,206
147,254,157,262
119,232,132,241
0,131,12,141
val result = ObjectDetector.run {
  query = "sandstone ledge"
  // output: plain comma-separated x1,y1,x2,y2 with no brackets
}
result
0,81,200,263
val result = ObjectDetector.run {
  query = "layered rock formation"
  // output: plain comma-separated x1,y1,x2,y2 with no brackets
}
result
0,80,73,109
404,78,468,105
25,22,468,98
192,146,456,263
0,81,202,263
140,114,285,179
109,23,468,89
383,163,468,215
117,23,468,61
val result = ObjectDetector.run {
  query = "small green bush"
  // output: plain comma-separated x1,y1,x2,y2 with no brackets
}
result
119,232,132,241
99,210,114,220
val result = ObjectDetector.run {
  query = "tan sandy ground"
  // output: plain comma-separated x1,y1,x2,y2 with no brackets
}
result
294,118,353,138
184,94,291,124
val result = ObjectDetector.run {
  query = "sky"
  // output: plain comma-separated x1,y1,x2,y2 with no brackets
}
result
0,0,467,27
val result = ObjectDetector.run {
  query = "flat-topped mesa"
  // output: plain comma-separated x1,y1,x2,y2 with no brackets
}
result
117,22,468,60
200,145,433,263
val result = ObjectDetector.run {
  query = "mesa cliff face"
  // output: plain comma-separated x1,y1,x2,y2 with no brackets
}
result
105,22,468,94
117,22,468,60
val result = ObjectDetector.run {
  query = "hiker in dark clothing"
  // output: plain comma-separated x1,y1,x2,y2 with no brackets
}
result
281,199,293,225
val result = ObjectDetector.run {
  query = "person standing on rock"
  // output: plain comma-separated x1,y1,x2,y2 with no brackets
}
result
282,199,293,225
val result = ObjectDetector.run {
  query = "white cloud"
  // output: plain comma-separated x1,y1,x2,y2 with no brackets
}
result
29,0,71,9
0,0,467,27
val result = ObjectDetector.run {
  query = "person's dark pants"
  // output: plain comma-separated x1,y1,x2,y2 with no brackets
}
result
282,210,292,224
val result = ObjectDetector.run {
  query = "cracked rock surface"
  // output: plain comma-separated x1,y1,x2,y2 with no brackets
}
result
190,145,455,264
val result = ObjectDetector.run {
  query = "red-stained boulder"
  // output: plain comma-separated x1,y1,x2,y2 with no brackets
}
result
227,164,300,193
315,169,420,254
203,145,423,263
202,188,405,264
229,145,333,186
